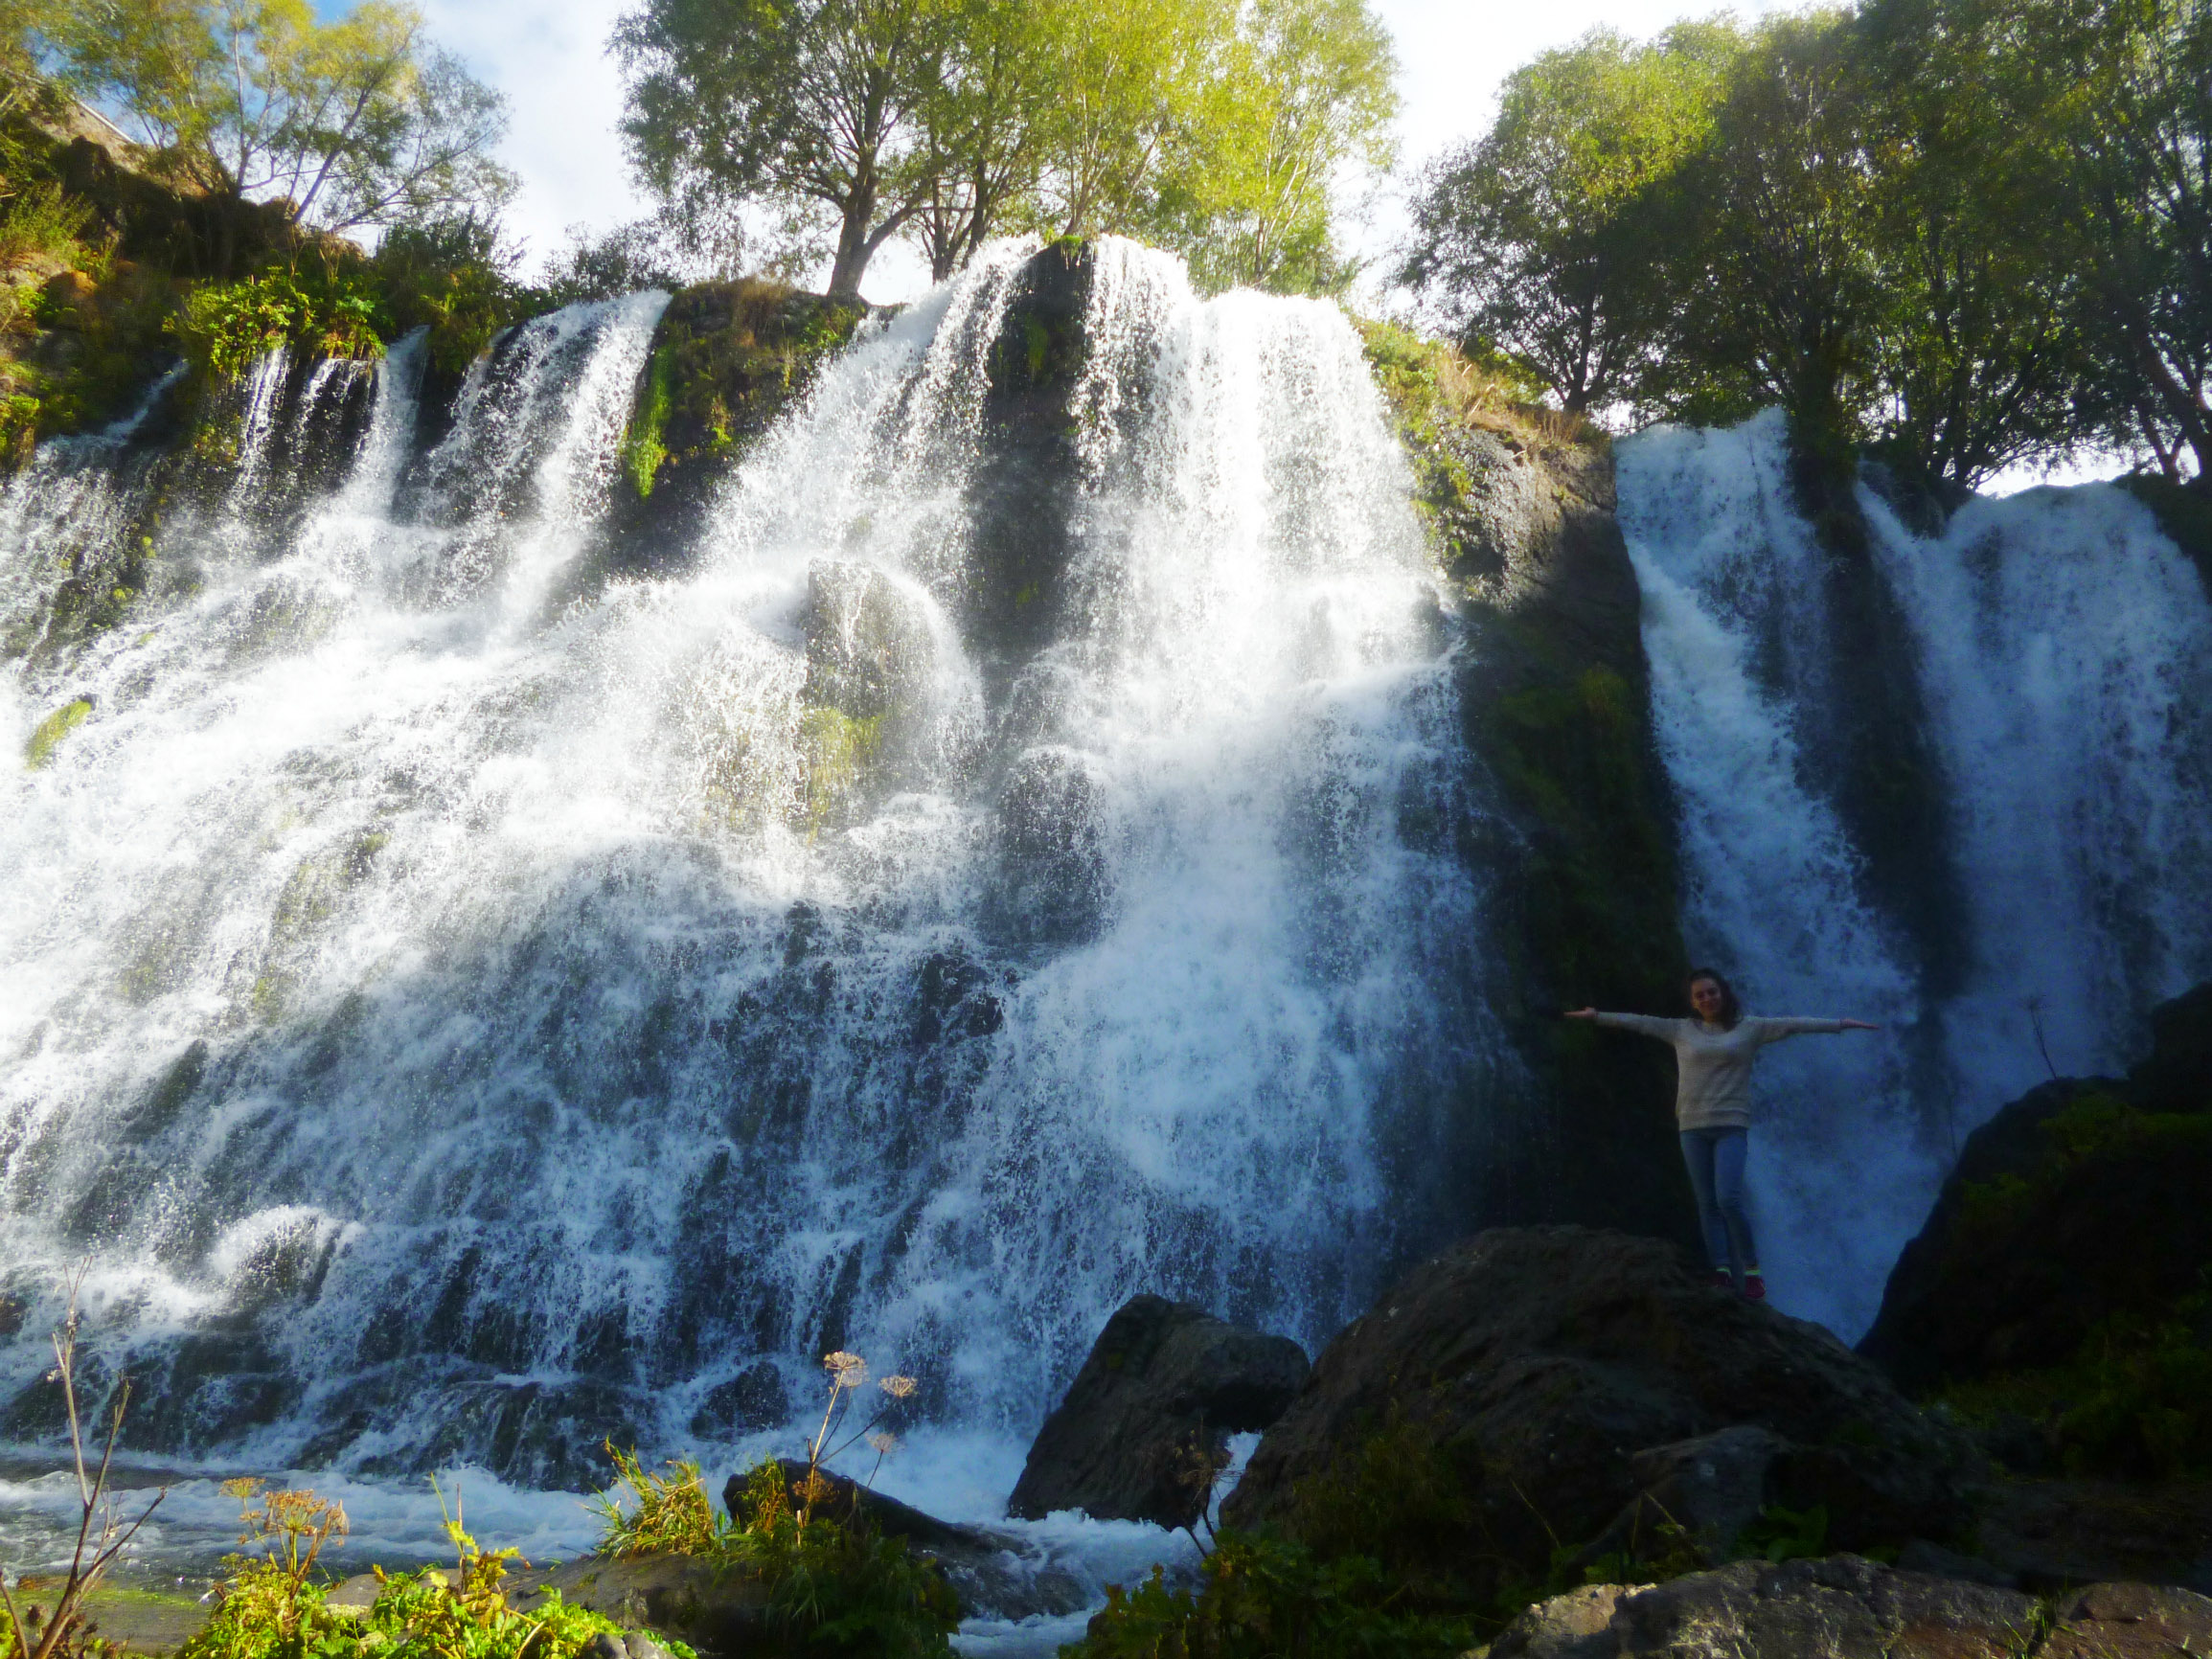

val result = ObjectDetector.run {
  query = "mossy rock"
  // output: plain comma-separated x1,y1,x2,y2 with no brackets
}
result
1362,320,1693,1244
607,279,866,555
24,695,92,767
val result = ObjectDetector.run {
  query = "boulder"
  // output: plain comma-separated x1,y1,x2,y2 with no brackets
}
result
718,1461,1091,1621
1487,1563,2212,1659
507,1555,768,1653
1492,1556,2040,1659
1008,1294,1311,1528
1859,981,2212,1403
1221,1228,1975,1600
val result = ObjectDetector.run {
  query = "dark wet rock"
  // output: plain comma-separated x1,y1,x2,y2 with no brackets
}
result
717,1461,1090,1621
1372,358,1693,1248
1010,1293,1311,1529
602,279,867,565
509,1555,769,1654
1573,1425,1790,1570
688,1361,789,1438
1860,980,2212,1399
963,239,1091,691
1972,1477,2212,1593
985,747,1109,946
1223,1228,1975,1601
1891,1537,2019,1588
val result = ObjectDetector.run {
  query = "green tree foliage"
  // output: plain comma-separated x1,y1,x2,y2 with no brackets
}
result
614,0,950,299
1160,0,1398,294
1402,25,1729,413
1670,11,1885,444
2038,0,2212,482
1408,0,2212,492
63,0,513,253
613,0,1398,298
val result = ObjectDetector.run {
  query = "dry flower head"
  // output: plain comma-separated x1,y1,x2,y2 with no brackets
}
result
823,1351,867,1385
878,1374,917,1398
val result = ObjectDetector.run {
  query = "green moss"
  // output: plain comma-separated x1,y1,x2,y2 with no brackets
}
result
24,697,91,768
799,705,884,834
621,343,675,498
619,280,867,498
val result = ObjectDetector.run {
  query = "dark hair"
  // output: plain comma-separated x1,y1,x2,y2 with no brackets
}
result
1686,967,1741,1029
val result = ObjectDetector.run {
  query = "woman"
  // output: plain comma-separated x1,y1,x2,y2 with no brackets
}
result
1565,970,1878,1302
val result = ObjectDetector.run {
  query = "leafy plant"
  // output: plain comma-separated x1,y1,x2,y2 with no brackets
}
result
181,1478,673,1659
1073,1533,1476,1659
589,1446,736,1558
169,266,385,378
586,1353,952,1658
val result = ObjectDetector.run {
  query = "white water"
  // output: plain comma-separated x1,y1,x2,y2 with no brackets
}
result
1618,410,2212,1335
0,240,1490,1527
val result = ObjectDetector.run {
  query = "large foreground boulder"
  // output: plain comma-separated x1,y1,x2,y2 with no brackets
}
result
1222,1228,1975,1600
1489,1557,2212,1659
1009,1293,1311,1528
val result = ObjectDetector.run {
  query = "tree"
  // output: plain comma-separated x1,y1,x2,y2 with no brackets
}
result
1400,25,1734,413
909,0,1051,280
64,0,512,259
1161,0,1399,294
1662,11,1893,447
1023,0,1230,240
2047,0,2212,481
1856,0,2088,491
615,0,948,299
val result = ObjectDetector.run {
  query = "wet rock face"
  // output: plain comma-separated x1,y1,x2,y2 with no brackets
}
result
1008,1293,1311,1529
1494,1562,2212,1659
1221,1228,1976,1598
1859,980,2212,1398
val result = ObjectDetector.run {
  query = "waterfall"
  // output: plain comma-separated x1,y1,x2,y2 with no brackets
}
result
0,242,1493,1489
1617,410,2212,1335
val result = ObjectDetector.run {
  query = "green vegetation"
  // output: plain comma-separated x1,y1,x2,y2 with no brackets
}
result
612,0,1399,299
176,1479,668,1659
587,1355,954,1659
1404,0,2212,493
0,0,527,449
23,695,89,766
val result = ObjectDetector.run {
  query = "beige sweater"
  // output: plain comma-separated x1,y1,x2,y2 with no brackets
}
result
1593,1013,1851,1130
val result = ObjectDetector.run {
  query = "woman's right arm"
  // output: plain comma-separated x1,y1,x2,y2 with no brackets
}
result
1563,1011,1677,1038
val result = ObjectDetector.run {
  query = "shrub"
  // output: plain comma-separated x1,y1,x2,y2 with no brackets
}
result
168,266,385,379
179,1481,670,1659
586,1352,954,1659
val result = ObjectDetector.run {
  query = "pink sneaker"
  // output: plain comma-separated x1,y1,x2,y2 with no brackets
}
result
1741,1273,1767,1303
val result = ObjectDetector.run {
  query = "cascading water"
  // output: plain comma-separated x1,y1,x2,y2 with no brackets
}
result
1617,409,2212,1335
0,240,1495,1512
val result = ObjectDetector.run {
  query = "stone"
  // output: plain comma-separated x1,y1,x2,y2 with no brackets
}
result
718,1461,1091,1621
2041,1582,2212,1659
1605,1556,2041,1659
324,1572,380,1618
1222,1228,1976,1602
1972,1476,2212,1593
1860,981,2212,1398
507,1555,771,1654
1009,1293,1311,1529
1575,1425,1789,1569
1892,1538,2018,1589
1490,1582,1653,1659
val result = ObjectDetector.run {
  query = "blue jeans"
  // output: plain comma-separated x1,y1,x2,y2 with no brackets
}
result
1679,1127,1757,1279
